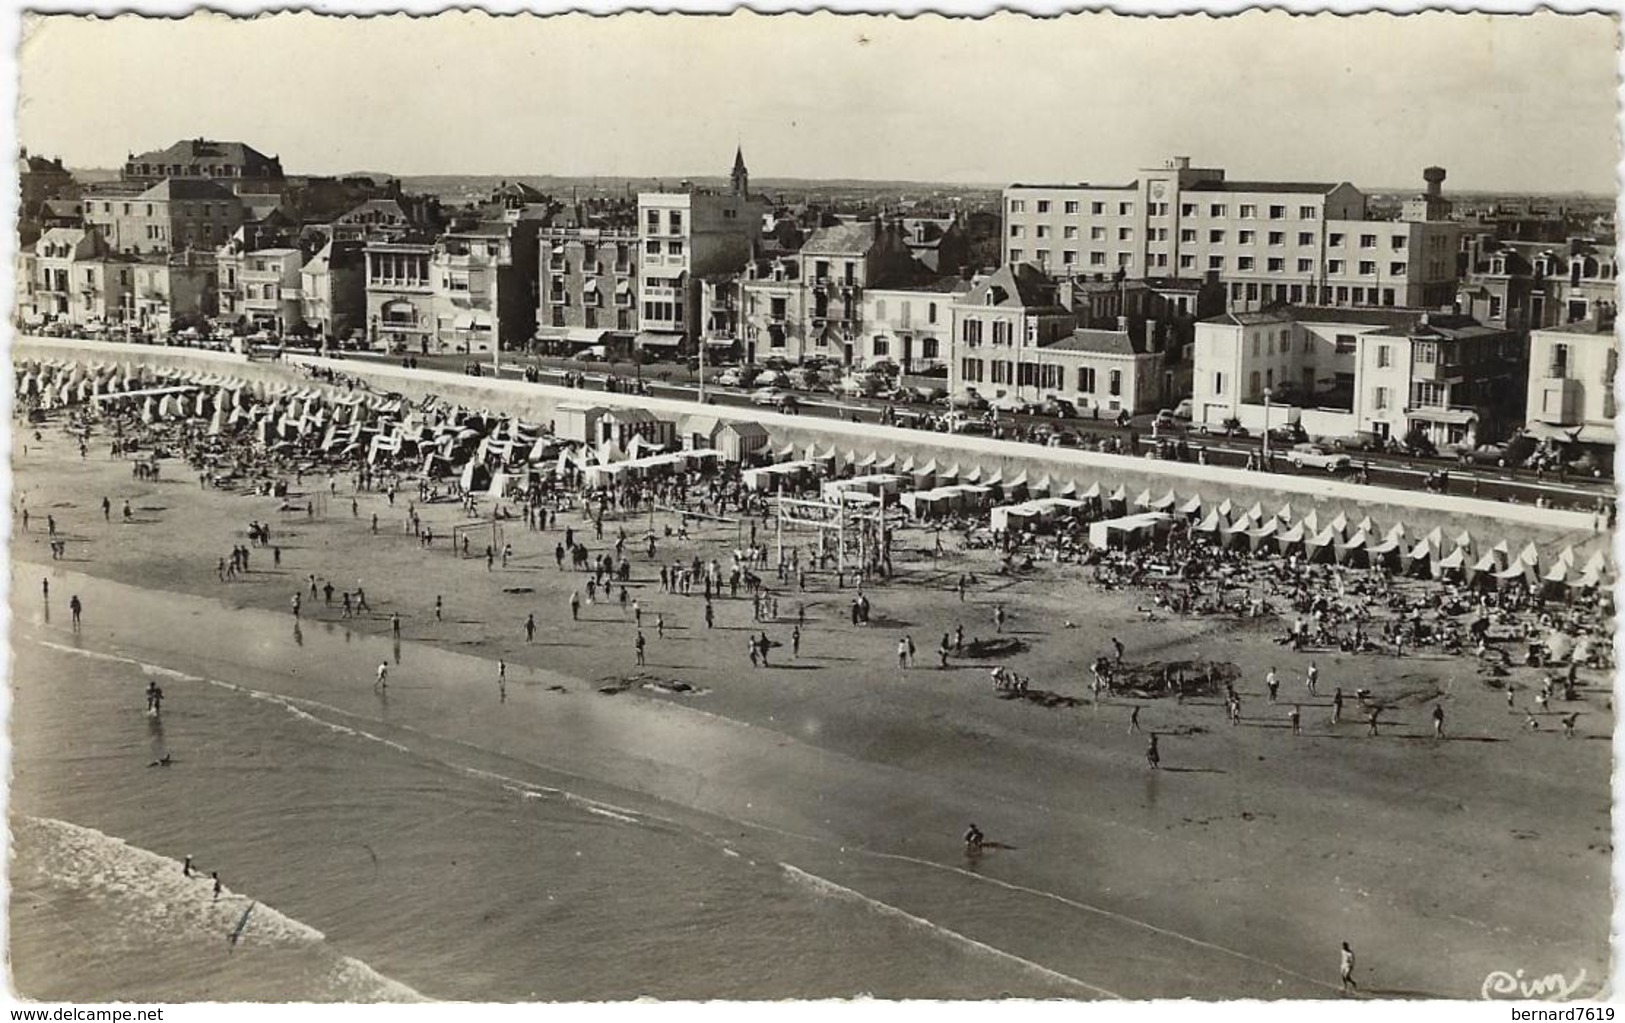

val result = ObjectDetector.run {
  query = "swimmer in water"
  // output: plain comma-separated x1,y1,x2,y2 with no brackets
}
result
963,823,985,850
212,872,222,901
183,855,194,877
145,681,164,715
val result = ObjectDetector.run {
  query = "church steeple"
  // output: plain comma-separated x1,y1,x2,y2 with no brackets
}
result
730,146,749,198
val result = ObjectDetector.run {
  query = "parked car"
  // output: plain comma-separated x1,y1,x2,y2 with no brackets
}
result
1327,430,1382,453
988,393,1036,415
943,411,990,435
1039,396,1078,419
913,385,949,405
1267,422,1307,445
1287,442,1352,472
751,386,789,406
753,369,785,388
1566,449,1611,478
1153,409,1186,432
572,345,607,362
1172,398,1194,419
946,390,990,412
1457,443,1513,467
715,366,758,388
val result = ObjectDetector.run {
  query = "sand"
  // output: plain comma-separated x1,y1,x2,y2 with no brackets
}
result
10,418,1613,1000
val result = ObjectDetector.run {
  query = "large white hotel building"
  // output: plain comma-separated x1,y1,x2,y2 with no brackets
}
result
1002,157,1460,313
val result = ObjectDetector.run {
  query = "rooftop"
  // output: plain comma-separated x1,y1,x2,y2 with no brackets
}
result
139,178,240,202
1185,180,1342,195
1043,328,1147,357
802,220,879,256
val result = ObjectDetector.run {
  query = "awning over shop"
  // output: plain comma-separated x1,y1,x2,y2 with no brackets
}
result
1409,407,1477,425
636,332,682,348
537,327,608,346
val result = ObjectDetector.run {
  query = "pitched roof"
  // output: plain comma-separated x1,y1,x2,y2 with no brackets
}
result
964,262,1065,311
802,220,879,256
1044,328,1148,356
139,178,239,202
130,139,282,176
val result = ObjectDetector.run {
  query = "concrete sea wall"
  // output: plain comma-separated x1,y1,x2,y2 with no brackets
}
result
15,336,1608,558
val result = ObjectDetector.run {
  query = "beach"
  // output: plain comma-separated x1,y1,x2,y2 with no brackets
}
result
9,420,1613,1001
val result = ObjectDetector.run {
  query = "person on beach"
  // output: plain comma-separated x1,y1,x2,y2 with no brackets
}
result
498,660,507,687
145,681,164,715
1431,704,1445,739
1111,637,1125,664
1340,941,1357,994
69,595,82,629
1289,705,1301,736
291,593,301,618
963,823,984,851
570,592,581,621
1306,661,1319,697
1561,712,1579,738
704,601,715,630
1331,687,1343,725
375,662,389,690
994,605,1006,634
213,873,223,901
897,637,909,669
1366,706,1381,737
525,613,536,642
148,753,174,768
435,596,443,622
1146,734,1160,770
635,631,646,666
41,578,48,601
101,496,110,522
391,613,401,637
183,855,194,878
1266,668,1279,704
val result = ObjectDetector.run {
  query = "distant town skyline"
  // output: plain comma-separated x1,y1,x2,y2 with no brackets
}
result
18,10,1620,195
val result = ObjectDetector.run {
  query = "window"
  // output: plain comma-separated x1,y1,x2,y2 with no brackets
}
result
1035,225,1050,239
1391,236,1408,250
960,357,984,383
1091,202,1104,215
1333,333,1357,353
667,240,684,256
1063,226,1078,239
1118,202,1133,216
1376,344,1391,368
872,336,890,356
1359,261,1376,275
928,302,938,324
1297,232,1314,246
1238,256,1255,270
1090,251,1106,266
1213,372,1224,395
1329,233,1345,247
922,337,939,359
874,299,887,320
1064,201,1079,214
1549,343,1570,379
1008,249,1023,263
1249,371,1262,398
1239,230,1255,244
1036,200,1051,213
1009,224,1025,238
1062,250,1077,266
1373,386,1389,410
1009,199,1026,213
1299,206,1318,220
1078,366,1096,392
1108,369,1122,396
1208,255,1224,271
1090,226,1106,241
1489,295,1503,319
1360,234,1377,249
1209,204,1227,217
1327,259,1344,274
1180,229,1197,243
992,321,1013,346
1239,204,1256,218
1118,227,1132,241
1269,205,1286,219
1180,203,1197,217
1268,257,1284,272
1412,381,1446,407
1389,262,1407,276
1035,249,1051,266
962,319,983,345
1297,258,1313,273
645,240,660,255
1179,254,1195,269
1210,230,1225,243
646,210,659,233
1118,252,1133,267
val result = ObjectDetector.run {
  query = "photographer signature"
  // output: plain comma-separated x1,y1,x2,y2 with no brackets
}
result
1482,968,1588,1000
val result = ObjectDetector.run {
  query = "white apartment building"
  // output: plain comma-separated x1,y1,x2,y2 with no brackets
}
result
1527,319,1618,447
1004,158,1460,313
860,280,966,372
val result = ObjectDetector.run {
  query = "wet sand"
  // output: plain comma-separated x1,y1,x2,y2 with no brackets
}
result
11,424,1613,999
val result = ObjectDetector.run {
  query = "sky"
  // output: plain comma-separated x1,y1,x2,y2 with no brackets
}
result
15,9,1622,194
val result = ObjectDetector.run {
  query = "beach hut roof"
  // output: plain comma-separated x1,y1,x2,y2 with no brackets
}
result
1132,488,1153,508
1109,484,1128,502
1425,526,1444,546
1309,526,1337,546
1385,522,1406,541
1299,510,1319,532
1073,481,1093,499
1217,499,1234,516
1276,502,1293,522
1472,552,1498,573
1455,530,1473,550
1408,538,1433,559
1277,523,1305,543
899,456,916,473
1437,549,1466,569
964,467,984,484
1492,540,1511,555
1178,494,1203,516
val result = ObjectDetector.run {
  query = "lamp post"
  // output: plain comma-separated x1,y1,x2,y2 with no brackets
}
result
1262,387,1273,471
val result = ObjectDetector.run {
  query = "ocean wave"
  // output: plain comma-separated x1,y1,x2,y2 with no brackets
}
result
14,815,426,1002
778,861,1121,999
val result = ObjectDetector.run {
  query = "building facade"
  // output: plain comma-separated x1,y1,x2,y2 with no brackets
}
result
1526,318,1618,447
949,263,1077,398
121,138,286,195
130,250,218,334
82,179,244,256
218,244,304,333
1004,158,1461,314
537,224,639,344
858,280,966,372
301,240,367,341
636,151,767,350
365,242,436,351
1457,236,1617,331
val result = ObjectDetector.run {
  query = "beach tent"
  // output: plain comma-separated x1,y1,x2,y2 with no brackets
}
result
1059,480,1081,499
1436,547,1467,579
898,455,917,474
1298,510,1319,535
1216,499,1234,520
1541,561,1571,591
1247,517,1280,553
1132,488,1153,511
912,460,940,490
1005,472,1029,501
963,466,984,485
1106,485,1129,514
1557,545,1577,567
1491,540,1512,568
1403,538,1434,576
1275,502,1294,523
1335,529,1370,567
875,454,898,472
1518,541,1541,569
1425,526,1444,549
1151,489,1178,513
1276,521,1307,555
857,451,878,470
1194,510,1223,536
1305,526,1339,564
1245,502,1264,522
1384,522,1407,543
1178,493,1204,517
941,463,963,486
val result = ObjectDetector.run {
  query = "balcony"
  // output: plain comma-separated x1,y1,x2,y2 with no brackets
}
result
1410,358,1463,383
